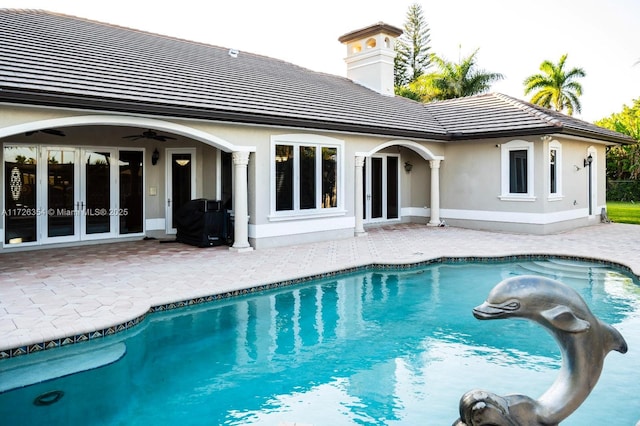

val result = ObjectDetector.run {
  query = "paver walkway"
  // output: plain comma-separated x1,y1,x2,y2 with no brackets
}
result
1,223,639,357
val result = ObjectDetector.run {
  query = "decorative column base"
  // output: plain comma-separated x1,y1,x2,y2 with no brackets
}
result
228,245,254,253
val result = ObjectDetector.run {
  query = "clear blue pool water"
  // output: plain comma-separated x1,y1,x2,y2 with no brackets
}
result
0,259,639,425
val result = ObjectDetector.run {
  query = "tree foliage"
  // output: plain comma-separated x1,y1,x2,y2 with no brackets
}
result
394,3,431,88
523,54,585,116
407,49,503,102
595,98,640,180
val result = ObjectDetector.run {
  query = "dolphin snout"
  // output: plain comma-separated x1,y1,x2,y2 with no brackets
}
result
473,300,520,320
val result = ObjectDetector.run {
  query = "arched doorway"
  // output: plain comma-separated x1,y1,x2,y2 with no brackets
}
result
355,140,443,233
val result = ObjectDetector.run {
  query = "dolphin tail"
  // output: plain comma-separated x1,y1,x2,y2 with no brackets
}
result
603,322,628,354
457,390,520,426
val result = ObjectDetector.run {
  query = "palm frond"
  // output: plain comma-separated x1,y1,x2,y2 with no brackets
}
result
523,54,585,115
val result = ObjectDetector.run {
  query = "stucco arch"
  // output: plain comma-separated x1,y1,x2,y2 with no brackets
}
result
355,139,443,161
0,115,255,153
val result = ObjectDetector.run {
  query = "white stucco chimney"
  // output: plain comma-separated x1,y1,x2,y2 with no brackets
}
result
338,22,403,96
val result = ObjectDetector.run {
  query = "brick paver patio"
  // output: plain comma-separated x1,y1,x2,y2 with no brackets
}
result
1,223,639,357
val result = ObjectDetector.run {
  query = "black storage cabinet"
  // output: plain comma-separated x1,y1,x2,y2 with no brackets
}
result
175,199,232,247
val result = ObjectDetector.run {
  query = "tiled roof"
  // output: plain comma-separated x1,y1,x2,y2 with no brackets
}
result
0,9,632,144
425,93,633,142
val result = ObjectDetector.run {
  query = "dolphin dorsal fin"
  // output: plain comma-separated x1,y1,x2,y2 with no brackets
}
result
540,305,590,333
603,323,629,354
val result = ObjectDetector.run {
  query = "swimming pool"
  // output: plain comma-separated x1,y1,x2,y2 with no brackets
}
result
0,258,638,425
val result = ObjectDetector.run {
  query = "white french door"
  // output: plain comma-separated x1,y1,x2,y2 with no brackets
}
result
80,149,118,239
43,147,117,243
4,145,144,247
165,148,196,234
363,155,400,223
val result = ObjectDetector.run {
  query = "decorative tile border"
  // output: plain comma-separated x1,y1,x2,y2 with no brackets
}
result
0,313,146,360
1,254,636,360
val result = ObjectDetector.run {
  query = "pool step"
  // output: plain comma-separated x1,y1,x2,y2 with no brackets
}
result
515,260,609,280
0,342,126,393
544,258,608,271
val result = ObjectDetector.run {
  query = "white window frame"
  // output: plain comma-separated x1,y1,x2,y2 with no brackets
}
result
548,140,563,201
269,134,345,220
500,139,535,201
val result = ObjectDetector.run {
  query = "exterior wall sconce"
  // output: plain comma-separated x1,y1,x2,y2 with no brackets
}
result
151,148,160,165
404,162,413,172
583,154,593,168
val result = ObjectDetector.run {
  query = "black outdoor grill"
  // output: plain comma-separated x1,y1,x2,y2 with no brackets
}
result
175,199,232,247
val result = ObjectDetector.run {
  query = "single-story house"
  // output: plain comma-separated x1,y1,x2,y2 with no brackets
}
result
0,10,632,252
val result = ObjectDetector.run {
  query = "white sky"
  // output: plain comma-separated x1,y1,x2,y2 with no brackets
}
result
2,0,639,122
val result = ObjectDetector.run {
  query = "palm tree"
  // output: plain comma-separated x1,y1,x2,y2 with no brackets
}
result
408,48,503,102
523,54,586,116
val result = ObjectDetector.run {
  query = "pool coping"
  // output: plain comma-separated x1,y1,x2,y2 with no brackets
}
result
2,252,637,360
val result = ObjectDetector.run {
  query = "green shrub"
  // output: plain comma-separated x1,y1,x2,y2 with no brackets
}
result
607,180,640,202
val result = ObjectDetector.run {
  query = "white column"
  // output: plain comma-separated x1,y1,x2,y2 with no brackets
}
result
428,159,441,226
230,151,253,251
354,155,366,235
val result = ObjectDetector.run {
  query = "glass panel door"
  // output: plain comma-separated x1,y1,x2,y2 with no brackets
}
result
221,151,233,210
82,150,116,238
166,148,196,234
119,150,144,235
3,146,38,245
363,155,400,223
386,156,399,219
171,154,192,229
370,157,383,219
46,148,79,240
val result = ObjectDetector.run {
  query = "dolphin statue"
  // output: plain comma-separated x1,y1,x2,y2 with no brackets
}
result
453,275,628,426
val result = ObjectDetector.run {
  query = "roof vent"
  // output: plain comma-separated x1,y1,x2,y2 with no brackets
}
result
228,49,239,58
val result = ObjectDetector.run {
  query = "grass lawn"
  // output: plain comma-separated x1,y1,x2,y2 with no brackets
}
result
606,202,640,224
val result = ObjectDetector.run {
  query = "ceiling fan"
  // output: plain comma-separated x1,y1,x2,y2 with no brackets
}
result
123,129,176,142
25,128,66,137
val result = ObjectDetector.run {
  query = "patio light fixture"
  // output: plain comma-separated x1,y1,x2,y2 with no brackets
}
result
404,162,413,172
151,148,160,165
584,154,593,216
